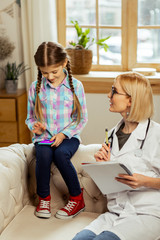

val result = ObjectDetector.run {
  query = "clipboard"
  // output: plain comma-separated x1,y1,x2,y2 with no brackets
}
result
82,162,133,194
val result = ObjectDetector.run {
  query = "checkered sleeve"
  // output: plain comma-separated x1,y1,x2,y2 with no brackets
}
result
25,82,37,131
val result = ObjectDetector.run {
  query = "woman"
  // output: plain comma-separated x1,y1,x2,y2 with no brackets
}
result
73,72,160,240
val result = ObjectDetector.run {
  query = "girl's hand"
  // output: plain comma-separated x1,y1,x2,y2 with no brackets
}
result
94,143,111,162
50,133,66,147
115,173,147,189
32,122,46,135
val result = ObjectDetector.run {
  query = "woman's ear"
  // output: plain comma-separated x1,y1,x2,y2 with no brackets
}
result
128,97,132,107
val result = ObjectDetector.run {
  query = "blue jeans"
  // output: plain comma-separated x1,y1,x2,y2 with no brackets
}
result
72,229,121,240
35,137,81,198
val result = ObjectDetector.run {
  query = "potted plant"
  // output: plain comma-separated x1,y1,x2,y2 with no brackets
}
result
0,62,30,93
66,20,110,74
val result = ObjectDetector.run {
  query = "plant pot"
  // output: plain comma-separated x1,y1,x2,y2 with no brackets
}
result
5,79,18,93
66,48,93,74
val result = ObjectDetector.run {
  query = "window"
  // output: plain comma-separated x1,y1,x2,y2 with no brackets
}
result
57,0,160,71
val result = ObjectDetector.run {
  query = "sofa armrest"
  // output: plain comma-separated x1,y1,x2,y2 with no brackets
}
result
0,144,29,234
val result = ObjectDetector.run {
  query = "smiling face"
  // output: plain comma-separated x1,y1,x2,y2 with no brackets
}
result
108,78,131,118
39,61,67,87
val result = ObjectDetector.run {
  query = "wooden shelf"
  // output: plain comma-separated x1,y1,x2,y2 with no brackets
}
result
73,71,160,94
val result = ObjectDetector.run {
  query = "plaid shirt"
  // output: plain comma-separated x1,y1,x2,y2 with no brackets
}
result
25,70,88,143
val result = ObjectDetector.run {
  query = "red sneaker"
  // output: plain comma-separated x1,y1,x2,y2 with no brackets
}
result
35,195,51,218
55,191,85,219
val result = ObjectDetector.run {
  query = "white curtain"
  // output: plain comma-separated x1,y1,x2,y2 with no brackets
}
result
20,0,57,91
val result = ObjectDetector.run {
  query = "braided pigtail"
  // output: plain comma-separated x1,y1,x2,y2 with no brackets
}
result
35,68,43,122
66,60,82,125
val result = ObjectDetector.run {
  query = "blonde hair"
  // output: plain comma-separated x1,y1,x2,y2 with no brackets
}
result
34,42,82,124
116,72,153,122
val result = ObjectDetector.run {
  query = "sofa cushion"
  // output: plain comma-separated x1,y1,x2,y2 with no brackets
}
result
0,205,100,240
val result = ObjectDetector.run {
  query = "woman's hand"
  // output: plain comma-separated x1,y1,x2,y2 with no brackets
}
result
50,133,66,147
32,122,46,135
94,143,111,162
116,173,149,189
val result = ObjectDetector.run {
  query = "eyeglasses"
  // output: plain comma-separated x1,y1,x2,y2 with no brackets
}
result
111,86,129,98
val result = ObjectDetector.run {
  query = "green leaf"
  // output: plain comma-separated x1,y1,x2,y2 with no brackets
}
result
97,36,110,44
69,41,76,47
72,20,82,37
70,20,111,51
84,28,90,35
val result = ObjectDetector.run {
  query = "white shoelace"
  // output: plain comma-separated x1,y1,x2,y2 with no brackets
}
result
64,200,77,212
40,200,50,209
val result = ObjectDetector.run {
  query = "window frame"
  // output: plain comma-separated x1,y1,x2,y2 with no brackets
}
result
57,0,160,72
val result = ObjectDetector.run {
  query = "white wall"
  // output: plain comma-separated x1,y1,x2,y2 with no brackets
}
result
81,93,160,145
0,1,24,89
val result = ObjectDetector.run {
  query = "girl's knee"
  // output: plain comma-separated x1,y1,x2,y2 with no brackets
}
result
53,147,71,165
54,147,66,157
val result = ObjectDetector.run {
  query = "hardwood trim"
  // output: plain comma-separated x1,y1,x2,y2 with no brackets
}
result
138,26,160,29
91,65,123,71
122,0,128,71
128,62,160,72
66,25,122,29
81,79,160,94
96,0,99,64
56,0,66,46
73,72,160,94
128,0,137,70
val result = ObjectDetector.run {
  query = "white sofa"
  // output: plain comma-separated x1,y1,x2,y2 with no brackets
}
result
0,143,107,240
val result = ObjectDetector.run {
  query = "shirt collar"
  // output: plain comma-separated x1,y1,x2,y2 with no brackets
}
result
42,68,70,89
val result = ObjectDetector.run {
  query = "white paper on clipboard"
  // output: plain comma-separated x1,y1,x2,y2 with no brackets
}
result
82,162,133,194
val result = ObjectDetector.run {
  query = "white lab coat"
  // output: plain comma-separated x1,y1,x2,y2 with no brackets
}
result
84,119,160,240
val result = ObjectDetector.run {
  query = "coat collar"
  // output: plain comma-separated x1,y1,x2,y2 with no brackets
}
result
110,118,150,157
111,118,149,140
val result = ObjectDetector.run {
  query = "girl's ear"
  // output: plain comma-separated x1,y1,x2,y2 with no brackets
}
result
63,58,68,68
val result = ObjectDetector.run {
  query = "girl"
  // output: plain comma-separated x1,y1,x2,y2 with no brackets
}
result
73,72,160,240
26,42,88,219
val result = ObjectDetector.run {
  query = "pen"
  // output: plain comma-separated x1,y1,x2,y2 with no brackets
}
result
105,128,109,146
